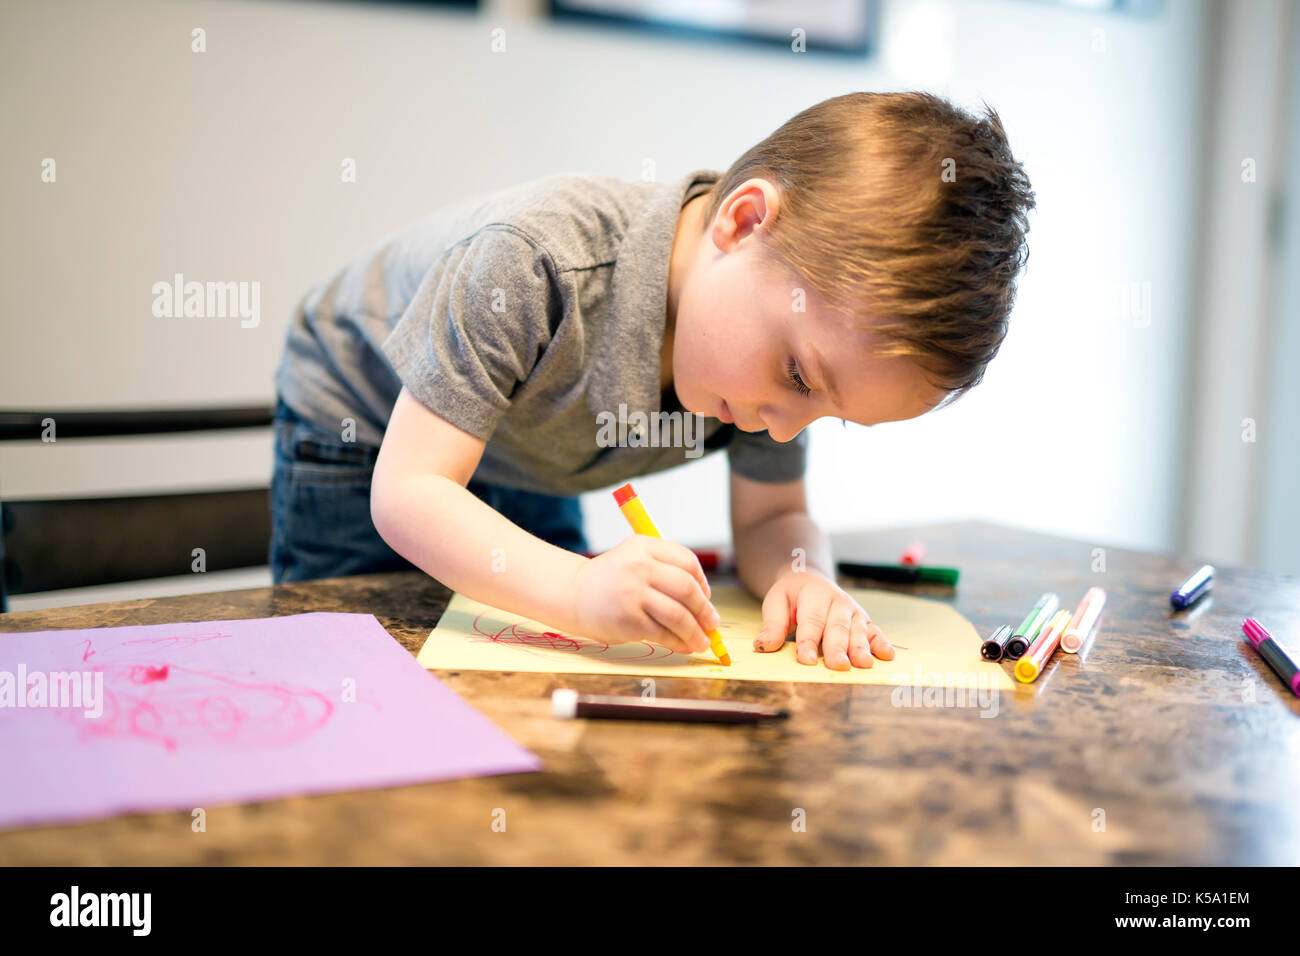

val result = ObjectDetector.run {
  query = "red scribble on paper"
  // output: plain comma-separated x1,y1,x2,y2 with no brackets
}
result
121,631,230,649
58,633,335,753
128,664,170,684
468,612,673,661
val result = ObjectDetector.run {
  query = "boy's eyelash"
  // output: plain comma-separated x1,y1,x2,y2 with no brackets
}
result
786,357,812,397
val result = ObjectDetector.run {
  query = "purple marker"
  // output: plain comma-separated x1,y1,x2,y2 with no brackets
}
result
1171,564,1214,609
1242,618,1300,697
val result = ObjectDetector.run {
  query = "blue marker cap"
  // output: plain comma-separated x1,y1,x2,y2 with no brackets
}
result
1171,564,1214,609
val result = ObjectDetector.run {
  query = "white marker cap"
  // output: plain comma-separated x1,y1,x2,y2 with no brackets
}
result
551,688,579,719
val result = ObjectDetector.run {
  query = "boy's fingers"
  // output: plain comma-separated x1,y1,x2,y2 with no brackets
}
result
649,563,718,634
847,612,875,668
866,621,895,660
623,595,697,654
642,588,711,654
649,538,712,599
755,586,791,652
793,594,831,666
822,601,854,671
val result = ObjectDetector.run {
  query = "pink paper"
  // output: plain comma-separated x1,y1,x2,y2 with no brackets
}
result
0,612,540,830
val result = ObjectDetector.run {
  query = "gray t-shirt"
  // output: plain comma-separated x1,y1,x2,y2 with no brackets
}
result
274,168,808,495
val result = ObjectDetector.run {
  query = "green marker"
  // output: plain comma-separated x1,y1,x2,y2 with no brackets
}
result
1005,592,1059,660
835,562,959,586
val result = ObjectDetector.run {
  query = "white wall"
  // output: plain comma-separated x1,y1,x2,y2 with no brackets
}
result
2,0,1230,600
1180,0,1297,574
1258,1,1300,575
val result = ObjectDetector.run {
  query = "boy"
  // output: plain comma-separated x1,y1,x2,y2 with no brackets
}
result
271,91,1035,671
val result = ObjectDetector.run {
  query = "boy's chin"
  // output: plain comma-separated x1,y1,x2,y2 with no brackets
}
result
677,391,712,418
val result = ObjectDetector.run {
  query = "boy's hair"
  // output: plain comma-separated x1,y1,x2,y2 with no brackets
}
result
700,91,1036,405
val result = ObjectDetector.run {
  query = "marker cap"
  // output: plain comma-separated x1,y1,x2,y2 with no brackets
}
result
981,624,1013,662
1014,657,1040,683
1242,617,1270,649
1060,629,1085,653
551,688,579,719
1171,564,1214,609
917,566,960,586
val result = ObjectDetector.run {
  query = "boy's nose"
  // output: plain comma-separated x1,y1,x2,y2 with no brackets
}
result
764,409,815,443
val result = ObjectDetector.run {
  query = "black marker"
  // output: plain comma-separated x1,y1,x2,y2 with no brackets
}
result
1005,592,1059,660
981,624,1014,662
1171,564,1213,610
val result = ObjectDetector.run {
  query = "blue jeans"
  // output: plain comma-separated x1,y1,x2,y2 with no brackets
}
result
269,397,588,583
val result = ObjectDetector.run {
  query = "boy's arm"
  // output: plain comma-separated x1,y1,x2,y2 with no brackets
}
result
729,470,835,599
371,387,588,633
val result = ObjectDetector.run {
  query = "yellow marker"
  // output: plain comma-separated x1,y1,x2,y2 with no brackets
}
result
1014,608,1071,683
611,482,731,666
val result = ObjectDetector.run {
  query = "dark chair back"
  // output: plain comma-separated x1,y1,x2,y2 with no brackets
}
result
0,406,274,611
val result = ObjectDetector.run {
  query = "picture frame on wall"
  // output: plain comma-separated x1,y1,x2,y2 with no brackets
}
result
548,0,878,57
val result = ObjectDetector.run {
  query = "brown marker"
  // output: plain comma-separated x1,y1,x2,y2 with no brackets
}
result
551,689,787,724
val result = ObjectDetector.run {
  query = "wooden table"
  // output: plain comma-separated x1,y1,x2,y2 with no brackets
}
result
1,520,1297,865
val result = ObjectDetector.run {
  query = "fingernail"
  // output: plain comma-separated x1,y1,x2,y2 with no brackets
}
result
706,605,720,627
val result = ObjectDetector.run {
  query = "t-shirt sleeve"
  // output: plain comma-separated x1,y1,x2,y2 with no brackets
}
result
726,426,809,483
380,228,558,441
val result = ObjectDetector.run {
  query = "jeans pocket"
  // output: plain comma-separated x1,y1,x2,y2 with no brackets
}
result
270,438,384,582
282,423,379,485
293,438,375,467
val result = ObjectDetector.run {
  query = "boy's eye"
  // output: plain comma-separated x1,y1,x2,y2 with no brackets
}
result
786,357,812,397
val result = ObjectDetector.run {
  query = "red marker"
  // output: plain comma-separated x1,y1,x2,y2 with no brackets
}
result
900,541,926,566
1015,608,1071,683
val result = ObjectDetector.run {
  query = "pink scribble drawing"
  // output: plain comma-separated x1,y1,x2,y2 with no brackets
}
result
468,612,676,661
460,610,897,664
128,664,170,684
121,631,231,649
56,635,335,753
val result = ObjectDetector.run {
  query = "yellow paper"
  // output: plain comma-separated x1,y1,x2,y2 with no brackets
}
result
418,584,1014,689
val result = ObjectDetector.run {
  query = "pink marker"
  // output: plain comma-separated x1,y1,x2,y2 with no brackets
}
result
1242,618,1300,697
1061,587,1106,653
900,541,926,566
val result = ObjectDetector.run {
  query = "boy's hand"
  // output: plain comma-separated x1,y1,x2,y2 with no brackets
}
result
754,570,895,670
571,535,719,655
